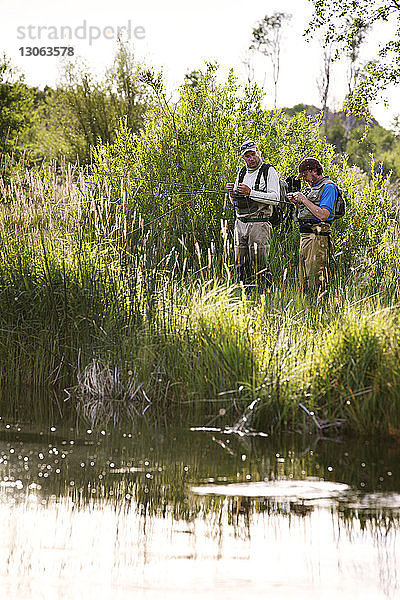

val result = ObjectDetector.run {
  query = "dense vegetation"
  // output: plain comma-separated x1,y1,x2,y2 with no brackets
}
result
0,63,399,438
0,44,148,163
2,42,400,184
283,104,400,185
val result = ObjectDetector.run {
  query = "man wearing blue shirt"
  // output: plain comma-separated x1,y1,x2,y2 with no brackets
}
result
288,158,337,292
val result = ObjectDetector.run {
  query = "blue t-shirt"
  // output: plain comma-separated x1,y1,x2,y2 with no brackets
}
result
317,182,337,223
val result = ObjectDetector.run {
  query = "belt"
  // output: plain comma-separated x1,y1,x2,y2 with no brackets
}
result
238,216,270,223
238,217,269,223
299,222,331,235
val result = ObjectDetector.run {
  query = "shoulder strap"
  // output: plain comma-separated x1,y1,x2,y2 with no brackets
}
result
319,180,338,199
238,166,247,184
315,177,333,192
255,162,272,191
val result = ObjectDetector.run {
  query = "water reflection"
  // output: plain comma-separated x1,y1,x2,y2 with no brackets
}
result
0,421,398,599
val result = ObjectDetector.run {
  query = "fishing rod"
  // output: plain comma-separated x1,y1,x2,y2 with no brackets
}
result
81,144,322,242
131,187,230,197
75,181,296,248
125,175,226,193
92,166,296,206
94,188,299,247
95,159,302,197
109,186,295,207
97,166,229,195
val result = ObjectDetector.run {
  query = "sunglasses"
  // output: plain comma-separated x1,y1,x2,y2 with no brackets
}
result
240,142,256,153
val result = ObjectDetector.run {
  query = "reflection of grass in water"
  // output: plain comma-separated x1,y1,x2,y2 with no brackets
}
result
1,425,399,512
0,422,400,560
71,359,152,428
2,491,398,600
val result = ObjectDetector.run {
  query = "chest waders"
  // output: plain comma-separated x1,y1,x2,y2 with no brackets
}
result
234,163,273,288
235,163,273,221
297,178,335,291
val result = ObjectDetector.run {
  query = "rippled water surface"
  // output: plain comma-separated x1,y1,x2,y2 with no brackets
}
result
0,420,399,599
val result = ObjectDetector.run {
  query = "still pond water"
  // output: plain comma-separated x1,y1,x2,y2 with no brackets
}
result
0,420,399,600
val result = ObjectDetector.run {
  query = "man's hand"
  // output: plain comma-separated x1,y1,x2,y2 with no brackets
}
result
237,184,251,195
295,192,308,204
288,192,331,221
288,192,307,206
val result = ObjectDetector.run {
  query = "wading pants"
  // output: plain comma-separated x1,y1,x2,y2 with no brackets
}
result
234,218,272,286
299,223,332,292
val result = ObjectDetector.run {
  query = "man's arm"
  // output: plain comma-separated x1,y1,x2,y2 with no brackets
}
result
319,184,337,218
290,183,337,221
250,166,279,205
236,167,280,205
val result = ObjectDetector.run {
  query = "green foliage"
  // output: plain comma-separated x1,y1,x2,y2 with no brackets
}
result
346,124,395,173
0,151,400,435
29,43,148,162
89,66,338,278
285,104,400,181
310,310,400,434
307,0,400,111
325,115,347,152
250,12,292,52
184,70,202,88
313,319,383,417
85,74,399,292
0,55,36,154
1,63,400,436
282,104,320,118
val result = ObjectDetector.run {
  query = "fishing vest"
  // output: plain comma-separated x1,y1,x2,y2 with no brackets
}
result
297,176,336,222
235,162,273,217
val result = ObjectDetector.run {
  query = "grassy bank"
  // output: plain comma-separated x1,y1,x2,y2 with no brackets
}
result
0,153,399,438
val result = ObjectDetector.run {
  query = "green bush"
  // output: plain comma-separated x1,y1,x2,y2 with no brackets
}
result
88,65,335,277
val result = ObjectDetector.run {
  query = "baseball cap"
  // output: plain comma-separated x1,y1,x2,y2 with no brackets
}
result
240,140,258,156
298,158,323,174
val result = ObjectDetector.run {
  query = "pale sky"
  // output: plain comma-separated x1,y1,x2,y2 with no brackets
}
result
1,0,398,128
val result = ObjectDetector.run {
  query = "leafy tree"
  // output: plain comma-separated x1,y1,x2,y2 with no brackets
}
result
0,55,36,155
250,12,291,108
184,70,202,88
307,0,400,114
282,103,400,180
325,114,347,153
31,42,148,162
109,42,148,130
346,123,395,174
89,65,349,279
282,103,321,118
317,40,334,132
343,18,370,147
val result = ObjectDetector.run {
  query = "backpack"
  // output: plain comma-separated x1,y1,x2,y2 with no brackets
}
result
238,162,291,228
317,181,346,220
333,185,346,219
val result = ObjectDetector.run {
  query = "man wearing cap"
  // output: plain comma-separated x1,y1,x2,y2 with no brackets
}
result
226,140,280,287
288,157,337,292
